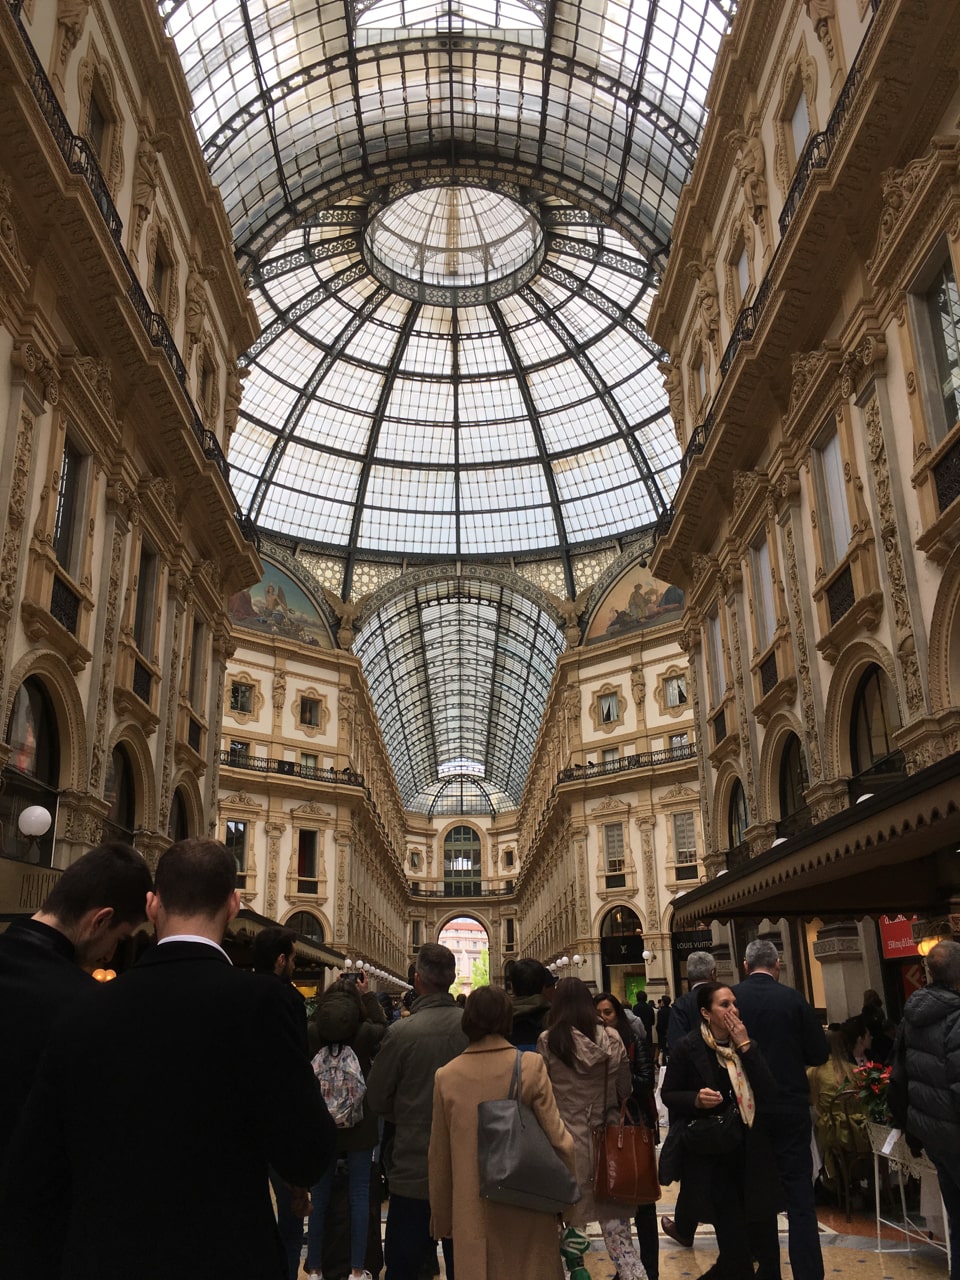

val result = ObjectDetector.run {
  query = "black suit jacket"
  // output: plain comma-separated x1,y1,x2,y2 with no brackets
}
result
667,986,702,1051
733,971,828,1111
0,941,336,1280
0,918,94,1170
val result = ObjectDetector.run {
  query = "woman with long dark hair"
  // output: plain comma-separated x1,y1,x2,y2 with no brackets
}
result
660,982,781,1280
538,978,647,1280
594,992,659,1280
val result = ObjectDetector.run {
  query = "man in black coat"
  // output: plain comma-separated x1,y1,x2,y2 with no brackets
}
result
0,841,152,1171
507,956,555,1050
733,939,828,1280
254,926,312,1280
0,837,336,1280
889,939,960,1277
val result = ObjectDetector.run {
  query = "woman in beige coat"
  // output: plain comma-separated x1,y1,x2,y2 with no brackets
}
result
429,985,575,1280
538,977,648,1280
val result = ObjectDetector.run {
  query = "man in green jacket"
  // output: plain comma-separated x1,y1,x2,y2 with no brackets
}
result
366,943,466,1280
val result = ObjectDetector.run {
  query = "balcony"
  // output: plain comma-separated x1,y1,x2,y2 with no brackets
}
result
556,741,695,783
409,882,516,899
6,2,253,543
219,750,364,789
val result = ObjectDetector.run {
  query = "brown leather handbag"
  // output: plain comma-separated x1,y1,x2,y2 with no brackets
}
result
593,1095,661,1205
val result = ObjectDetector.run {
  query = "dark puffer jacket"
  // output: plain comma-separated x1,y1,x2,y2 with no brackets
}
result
889,982,960,1160
309,989,386,1152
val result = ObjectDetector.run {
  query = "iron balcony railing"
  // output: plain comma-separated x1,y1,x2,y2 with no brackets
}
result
6,1,253,542
219,751,365,789
556,741,695,783
678,7,881,482
409,882,516,898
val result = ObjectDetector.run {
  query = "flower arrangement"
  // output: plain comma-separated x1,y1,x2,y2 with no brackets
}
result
852,1060,892,1123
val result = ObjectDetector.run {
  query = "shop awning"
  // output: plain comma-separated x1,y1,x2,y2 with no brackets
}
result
672,752,960,928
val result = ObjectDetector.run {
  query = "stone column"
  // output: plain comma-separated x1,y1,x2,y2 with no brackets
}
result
812,922,866,1021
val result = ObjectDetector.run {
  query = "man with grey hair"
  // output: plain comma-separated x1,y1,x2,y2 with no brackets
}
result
890,939,960,1279
367,942,467,1280
734,938,828,1280
661,949,717,1248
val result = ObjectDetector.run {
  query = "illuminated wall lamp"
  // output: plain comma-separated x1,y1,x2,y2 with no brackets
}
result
917,935,948,958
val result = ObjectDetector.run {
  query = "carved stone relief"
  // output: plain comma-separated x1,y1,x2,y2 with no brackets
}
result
265,821,286,920
783,522,823,782
89,514,127,794
862,396,925,718
0,410,34,667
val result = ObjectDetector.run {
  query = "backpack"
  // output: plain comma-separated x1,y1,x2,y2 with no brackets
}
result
311,1043,366,1128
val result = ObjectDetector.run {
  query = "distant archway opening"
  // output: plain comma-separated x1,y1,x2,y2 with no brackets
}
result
438,915,489,997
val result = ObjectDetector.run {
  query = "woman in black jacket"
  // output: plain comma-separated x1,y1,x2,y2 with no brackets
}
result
661,982,782,1280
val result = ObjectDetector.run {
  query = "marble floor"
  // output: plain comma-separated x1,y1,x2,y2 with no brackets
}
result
572,1186,949,1280
396,1184,950,1280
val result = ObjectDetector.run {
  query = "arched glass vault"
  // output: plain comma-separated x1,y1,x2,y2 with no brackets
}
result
353,576,565,812
158,0,735,810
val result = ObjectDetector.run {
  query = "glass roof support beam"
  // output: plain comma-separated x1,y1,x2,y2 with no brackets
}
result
242,262,372,363
545,233,660,290
538,258,667,361
200,39,698,264
238,0,294,211
247,283,390,519
518,280,667,516
489,303,576,600
342,302,423,599
251,236,362,287
478,584,506,779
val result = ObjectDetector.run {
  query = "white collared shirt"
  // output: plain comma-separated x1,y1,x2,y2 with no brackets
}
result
158,934,232,963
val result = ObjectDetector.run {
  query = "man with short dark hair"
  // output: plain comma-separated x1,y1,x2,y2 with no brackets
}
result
0,841,151,1169
890,939,960,1279
507,956,556,1050
734,938,828,1280
366,941,467,1280
0,837,335,1280
254,925,306,1033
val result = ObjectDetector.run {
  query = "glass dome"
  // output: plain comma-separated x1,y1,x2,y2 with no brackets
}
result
364,185,546,303
232,184,677,562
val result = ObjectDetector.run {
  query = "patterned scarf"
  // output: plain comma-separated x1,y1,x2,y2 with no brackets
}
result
700,1022,756,1127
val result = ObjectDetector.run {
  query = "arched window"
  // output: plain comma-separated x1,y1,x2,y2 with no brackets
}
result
443,825,482,897
168,788,190,842
778,734,808,819
104,745,136,842
728,779,749,849
600,905,643,938
287,911,324,943
2,678,60,865
6,678,59,783
850,665,902,774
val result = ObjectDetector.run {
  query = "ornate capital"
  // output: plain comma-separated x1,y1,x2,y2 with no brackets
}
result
11,341,59,409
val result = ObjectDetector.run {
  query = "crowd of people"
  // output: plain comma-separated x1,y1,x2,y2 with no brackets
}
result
0,838,957,1280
